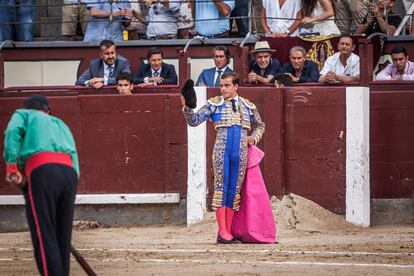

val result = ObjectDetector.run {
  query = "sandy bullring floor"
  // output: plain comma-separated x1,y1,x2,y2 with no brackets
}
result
0,194,413,275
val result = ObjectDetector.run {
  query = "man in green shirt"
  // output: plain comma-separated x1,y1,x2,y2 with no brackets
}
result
4,94,79,276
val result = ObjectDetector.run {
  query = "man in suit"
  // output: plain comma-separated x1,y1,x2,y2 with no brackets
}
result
75,40,131,89
196,45,233,87
133,47,178,87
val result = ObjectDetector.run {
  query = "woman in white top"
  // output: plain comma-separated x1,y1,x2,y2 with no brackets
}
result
261,0,303,37
301,0,340,35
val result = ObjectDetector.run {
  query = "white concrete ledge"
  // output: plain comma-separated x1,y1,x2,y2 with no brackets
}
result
0,193,181,206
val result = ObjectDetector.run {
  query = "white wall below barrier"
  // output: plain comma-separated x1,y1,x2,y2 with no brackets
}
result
186,86,207,225
346,86,370,227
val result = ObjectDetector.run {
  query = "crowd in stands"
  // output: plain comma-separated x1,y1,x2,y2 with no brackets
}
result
0,0,411,42
77,35,414,95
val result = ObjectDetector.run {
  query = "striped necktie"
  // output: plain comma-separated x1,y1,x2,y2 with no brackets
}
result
214,69,223,87
107,66,113,78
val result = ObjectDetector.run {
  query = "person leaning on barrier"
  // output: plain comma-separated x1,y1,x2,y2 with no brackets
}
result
355,0,401,36
117,72,134,95
376,46,414,80
61,0,90,41
196,45,233,87
318,35,360,84
281,46,320,83
75,40,131,89
83,0,132,42
145,0,182,40
133,47,178,87
0,0,34,42
261,0,303,37
247,41,282,85
194,0,235,38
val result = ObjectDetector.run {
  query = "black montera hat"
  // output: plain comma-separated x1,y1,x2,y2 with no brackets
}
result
181,79,197,109
24,94,50,112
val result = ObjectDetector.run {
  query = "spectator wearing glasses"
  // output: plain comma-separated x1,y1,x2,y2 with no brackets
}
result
196,45,233,87
145,0,182,39
133,47,178,87
195,0,235,38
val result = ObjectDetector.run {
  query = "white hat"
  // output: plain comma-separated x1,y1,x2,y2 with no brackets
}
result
250,41,276,54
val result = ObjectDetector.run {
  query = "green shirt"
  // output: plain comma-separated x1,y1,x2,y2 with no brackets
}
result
4,109,80,178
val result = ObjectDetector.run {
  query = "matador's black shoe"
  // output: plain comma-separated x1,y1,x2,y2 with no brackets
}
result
181,79,197,109
216,234,234,244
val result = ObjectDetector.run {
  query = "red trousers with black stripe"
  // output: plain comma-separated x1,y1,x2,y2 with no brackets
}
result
23,163,77,276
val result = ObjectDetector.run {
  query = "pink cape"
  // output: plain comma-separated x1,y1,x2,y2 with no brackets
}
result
231,145,277,243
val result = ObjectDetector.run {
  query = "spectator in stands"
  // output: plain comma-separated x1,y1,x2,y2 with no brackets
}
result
195,0,235,38
319,35,360,83
300,0,340,35
61,0,89,41
145,0,182,39
231,0,249,37
0,0,34,42
76,40,131,89
282,46,319,83
335,0,370,34
177,1,194,39
376,46,414,80
127,0,147,40
196,45,233,87
117,72,134,95
247,41,281,85
83,0,132,42
261,0,302,37
274,73,294,87
133,47,178,87
355,0,401,36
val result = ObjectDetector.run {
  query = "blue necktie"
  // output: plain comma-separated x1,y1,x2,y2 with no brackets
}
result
153,71,160,77
214,69,223,87
230,99,237,112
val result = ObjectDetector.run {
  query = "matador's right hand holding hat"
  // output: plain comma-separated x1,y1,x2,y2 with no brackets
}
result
181,79,197,109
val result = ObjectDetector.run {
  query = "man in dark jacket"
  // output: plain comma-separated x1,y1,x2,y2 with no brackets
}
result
75,39,131,89
281,46,319,83
133,47,178,87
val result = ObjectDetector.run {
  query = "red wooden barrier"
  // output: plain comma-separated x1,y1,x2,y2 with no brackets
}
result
0,91,187,196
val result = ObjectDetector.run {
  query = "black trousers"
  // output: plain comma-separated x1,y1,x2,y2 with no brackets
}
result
23,163,78,276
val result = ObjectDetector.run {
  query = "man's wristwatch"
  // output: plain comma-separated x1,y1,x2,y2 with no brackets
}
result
286,30,291,35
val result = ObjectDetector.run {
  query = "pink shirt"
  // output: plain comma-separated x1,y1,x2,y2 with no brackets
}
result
376,60,414,80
